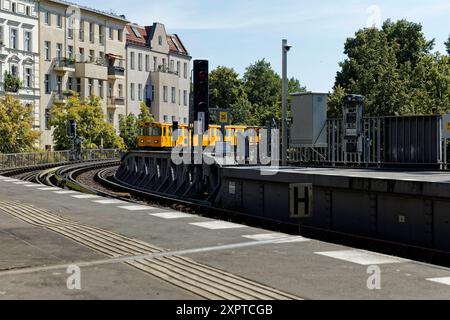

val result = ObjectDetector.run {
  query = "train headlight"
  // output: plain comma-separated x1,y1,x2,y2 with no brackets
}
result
140,140,144,143
155,140,159,144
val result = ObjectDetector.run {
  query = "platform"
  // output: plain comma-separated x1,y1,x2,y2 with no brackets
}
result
1,175,450,299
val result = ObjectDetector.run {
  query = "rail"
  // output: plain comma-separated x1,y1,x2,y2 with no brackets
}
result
0,149,119,170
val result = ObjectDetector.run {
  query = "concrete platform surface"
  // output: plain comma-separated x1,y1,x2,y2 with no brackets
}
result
1,174,450,300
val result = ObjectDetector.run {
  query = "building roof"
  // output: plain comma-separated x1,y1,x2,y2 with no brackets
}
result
47,0,129,22
126,23,189,56
126,24,149,47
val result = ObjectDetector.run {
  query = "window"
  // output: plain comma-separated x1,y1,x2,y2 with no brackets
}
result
184,117,187,124
172,116,176,123
10,64,18,77
184,63,188,79
44,41,51,60
79,20,84,41
145,85,150,99
12,2,16,13
117,29,123,42
170,60,174,72
162,58,166,69
130,83,135,100
163,115,168,123
68,26,73,39
145,55,150,72
10,28,17,49
183,90,187,106
158,35,162,46
88,79,93,96
130,52,135,70
108,83,112,97
89,50,94,62
45,74,51,94
108,112,113,124
109,27,113,40
79,48,84,61
99,25,104,45
178,90,181,106
177,61,180,76
56,75,62,93
24,31,31,52
153,57,157,71
138,53,142,71
67,45,73,59
172,87,177,103
56,15,62,28
89,23,94,43
56,43,62,59
44,12,50,25
26,6,30,16
118,84,123,97
45,109,51,130
138,84,142,101
24,68,32,88
0,26,4,46
76,78,81,93
98,80,103,98
163,86,168,102
67,77,73,91
151,86,155,101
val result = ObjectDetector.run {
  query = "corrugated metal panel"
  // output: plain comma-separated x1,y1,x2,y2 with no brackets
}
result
384,116,441,165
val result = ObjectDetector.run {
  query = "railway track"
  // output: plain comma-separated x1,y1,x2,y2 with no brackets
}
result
5,159,450,273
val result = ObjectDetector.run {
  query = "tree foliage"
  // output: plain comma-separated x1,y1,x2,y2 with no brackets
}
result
209,60,305,126
0,95,40,153
50,94,125,150
446,36,450,55
119,102,155,150
330,19,450,117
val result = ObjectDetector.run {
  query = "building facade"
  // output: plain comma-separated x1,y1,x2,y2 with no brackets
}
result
126,22,191,124
37,0,128,149
0,0,40,129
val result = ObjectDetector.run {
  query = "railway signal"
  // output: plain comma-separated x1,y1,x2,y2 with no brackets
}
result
193,60,209,132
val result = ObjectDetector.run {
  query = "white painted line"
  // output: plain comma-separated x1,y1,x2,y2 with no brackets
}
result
24,184,41,187
13,181,30,185
93,199,127,204
427,277,450,286
150,212,193,220
190,221,246,230
38,187,61,191
243,233,310,243
118,205,158,211
54,190,78,194
71,194,101,199
315,250,408,266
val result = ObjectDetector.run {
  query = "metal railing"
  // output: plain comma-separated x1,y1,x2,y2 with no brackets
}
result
53,57,76,69
0,149,120,170
107,96,125,106
108,65,125,77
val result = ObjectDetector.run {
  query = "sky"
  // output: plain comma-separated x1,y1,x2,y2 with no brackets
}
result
76,0,449,92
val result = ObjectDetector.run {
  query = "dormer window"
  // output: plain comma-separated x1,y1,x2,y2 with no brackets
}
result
158,35,162,46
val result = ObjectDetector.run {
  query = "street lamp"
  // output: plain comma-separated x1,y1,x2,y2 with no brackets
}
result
282,39,292,166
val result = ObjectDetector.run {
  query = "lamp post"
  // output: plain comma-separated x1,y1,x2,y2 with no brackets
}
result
282,39,292,166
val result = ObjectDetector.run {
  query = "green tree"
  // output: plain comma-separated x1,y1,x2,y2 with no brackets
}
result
210,66,246,109
382,19,434,66
0,95,40,153
119,113,139,150
138,101,154,126
445,36,450,55
50,94,124,150
334,27,404,116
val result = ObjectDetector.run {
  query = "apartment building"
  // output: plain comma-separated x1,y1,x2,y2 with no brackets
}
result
0,0,40,128
126,22,191,124
38,0,128,149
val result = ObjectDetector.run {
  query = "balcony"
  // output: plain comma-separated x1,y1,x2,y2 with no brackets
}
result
152,64,179,76
108,65,125,80
75,57,108,80
107,96,125,109
52,92,68,105
53,57,76,73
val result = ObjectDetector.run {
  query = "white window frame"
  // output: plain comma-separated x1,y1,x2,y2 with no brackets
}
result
24,31,31,52
130,83,135,100
44,41,51,60
138,84,142,101
171,87,176,104
163,86,168,102
10,28,18,50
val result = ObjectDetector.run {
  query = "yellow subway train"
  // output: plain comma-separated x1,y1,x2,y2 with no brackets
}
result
137,121,261,149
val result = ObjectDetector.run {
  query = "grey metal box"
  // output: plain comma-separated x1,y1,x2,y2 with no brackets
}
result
442,114,450,139
290,92,329,148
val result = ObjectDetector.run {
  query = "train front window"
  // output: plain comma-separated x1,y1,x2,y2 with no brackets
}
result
151,127,162,136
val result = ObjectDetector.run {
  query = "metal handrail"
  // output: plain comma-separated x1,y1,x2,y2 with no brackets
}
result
0,149,119,170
